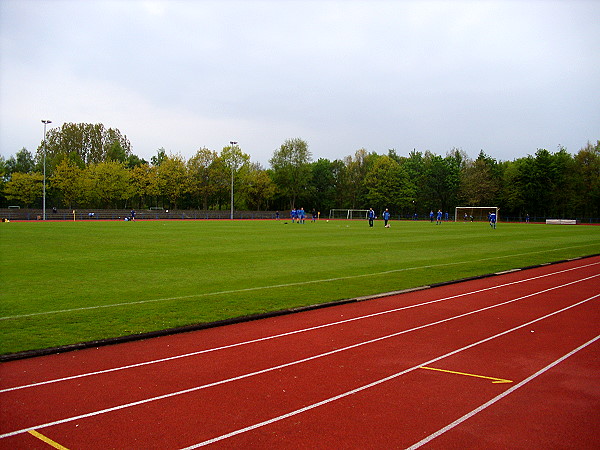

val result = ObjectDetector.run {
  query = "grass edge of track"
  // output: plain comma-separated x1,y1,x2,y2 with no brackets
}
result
2,253,597,363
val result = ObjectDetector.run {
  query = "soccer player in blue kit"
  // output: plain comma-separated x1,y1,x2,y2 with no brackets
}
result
368,208,375,227
383,209,390,228
489,211,497,229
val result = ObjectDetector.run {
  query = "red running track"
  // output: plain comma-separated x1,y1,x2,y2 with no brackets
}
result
1,256,599,449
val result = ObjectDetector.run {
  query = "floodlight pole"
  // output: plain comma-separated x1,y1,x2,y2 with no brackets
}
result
41,120,52,220
230,141,238,220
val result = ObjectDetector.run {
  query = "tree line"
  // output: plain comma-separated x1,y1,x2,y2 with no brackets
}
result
1,123,598,220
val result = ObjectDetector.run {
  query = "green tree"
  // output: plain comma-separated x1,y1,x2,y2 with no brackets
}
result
269,138,313,209
106,141,127,163
512,156,537,217
239,163,276,211
125,153,147,169
364,155,414,214
339,148,376,209
459,151,499,206
6,148,36,174
499,159,525,217
155,154,189,209
401,150,425,216
81,161,132,208
130,163,155,209
49,159,83,208
309,158,338,213
329,159,348,211
3,172,43,206
151,148,167,166
204,156,230,210
187,148,220,209
39,123,131,167
0,156,7,181
422,151,460,212
574,140,600,219
532,149,556,217
0,157,8,206
550,147,578,218
332,158,352,208
221,144,251,212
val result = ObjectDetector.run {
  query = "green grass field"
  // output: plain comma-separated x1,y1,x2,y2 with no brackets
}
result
1,219,599,355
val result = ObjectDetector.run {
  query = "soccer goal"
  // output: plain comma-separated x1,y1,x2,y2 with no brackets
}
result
455,206,499,222
329,209,370,220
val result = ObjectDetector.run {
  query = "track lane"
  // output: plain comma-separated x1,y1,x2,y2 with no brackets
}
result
189,296,599,449
0,257,598,448
2,259,597,394
1,270,597,438
407,337,600,450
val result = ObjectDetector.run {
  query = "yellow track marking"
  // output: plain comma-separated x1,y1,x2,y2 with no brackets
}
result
27,430,70,449
420,366,513,384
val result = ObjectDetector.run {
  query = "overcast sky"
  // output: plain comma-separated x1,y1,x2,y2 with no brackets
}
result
1,0,598,167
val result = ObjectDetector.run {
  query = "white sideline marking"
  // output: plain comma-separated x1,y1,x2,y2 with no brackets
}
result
2,262,598,394
1,282,598,440
1,246,597,320
495,269,521,275
180,294,600,449
406,334,600,449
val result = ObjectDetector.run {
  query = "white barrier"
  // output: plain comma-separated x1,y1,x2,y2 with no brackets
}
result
546,219,579,225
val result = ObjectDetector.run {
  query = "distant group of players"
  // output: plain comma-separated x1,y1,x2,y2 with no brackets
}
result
388,208,497,229
287,208,318,223
430,210,449,225
280,207,497,229
430,209,496,228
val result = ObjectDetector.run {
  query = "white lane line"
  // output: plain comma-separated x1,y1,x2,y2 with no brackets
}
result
180,295,600,449
2,262,597,394
1,280,598,440
5,263,600,392
2,248,597,321
406,334,600,449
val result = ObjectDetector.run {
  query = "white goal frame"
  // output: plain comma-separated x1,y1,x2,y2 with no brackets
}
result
329,209,370,220
455,206,499,222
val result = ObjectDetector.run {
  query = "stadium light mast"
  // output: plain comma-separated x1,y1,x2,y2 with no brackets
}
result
41,120,52,220
230,141,238,220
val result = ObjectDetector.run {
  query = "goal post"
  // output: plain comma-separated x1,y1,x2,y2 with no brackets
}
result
329,209,370,220
455,206,499,222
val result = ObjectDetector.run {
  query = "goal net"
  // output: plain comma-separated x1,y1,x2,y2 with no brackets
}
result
455,206,499,222
329,209,370,220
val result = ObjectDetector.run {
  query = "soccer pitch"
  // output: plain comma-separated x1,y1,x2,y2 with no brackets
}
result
1,219,599,355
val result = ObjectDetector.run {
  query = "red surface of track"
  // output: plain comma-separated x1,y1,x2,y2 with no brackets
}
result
1,256,599,449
